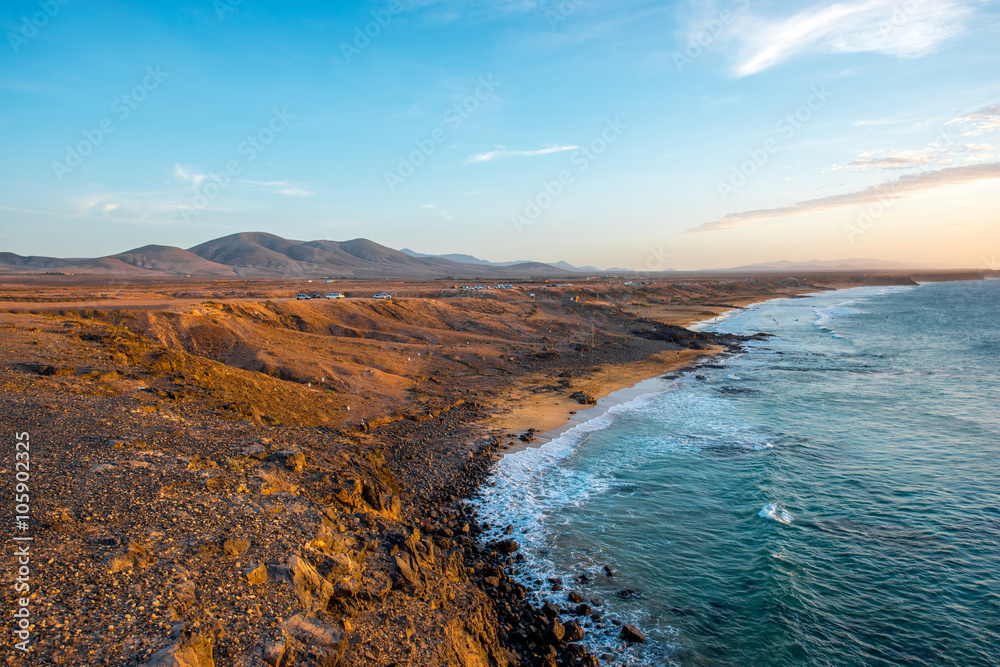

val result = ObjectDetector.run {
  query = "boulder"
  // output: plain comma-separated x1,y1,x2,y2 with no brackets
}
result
564,620,585,643
546,618,565,644
245,563,267,585
495,539,519,555
619,624,646,643
287,555,334,610
142,632,214,667
222,538,250,557
243,444,267,460
268,449,305,473
282,614,344,647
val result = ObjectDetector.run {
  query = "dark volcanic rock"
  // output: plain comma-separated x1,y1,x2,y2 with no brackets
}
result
620,624,646,643
564,620,585,643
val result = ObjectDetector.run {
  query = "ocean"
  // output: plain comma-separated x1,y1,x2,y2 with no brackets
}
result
474,279,1000,666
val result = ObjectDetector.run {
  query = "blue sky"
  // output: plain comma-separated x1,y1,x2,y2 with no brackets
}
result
1,0,998,269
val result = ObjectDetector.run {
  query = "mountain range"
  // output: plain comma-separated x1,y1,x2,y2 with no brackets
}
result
0,232,955,277
0,232,585,278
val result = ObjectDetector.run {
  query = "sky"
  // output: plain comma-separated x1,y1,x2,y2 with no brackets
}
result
1,0,999,270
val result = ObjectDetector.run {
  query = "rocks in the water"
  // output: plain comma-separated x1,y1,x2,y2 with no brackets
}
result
619,624,646,643
567,591,585,603
615,589,645,600
495,539,519,555
602,565,615,577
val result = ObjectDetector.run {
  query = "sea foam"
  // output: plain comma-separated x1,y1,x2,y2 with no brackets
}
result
759,502,794,525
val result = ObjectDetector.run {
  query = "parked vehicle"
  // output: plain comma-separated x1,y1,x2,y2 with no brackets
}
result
373,293,392,299
325,293,345,299
295,293,310,300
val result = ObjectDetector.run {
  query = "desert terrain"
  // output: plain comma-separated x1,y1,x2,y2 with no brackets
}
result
0,270,980,666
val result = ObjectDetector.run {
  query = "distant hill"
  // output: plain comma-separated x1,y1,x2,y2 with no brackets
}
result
0,233,581,278
719,259,948,272
400,248,602,273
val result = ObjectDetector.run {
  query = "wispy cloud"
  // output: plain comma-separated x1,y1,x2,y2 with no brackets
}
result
173,163,206,187
276,187,315,197
828,143,997,172
174,166,314,197
691,162,1000,232
421,203,453,221
467,144,579,163
829,103,1000,173
728,0,973,77
947,103,1000,136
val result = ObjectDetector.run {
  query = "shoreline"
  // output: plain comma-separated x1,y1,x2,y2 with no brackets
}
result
489,287,806,453
0,275,944,667
491,347,725,451
464,299,766,663
470,280,940,665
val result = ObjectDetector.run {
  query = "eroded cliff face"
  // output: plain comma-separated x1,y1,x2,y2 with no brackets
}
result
1,309,609,667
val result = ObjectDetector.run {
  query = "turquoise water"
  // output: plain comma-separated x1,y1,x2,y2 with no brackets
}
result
475,280,1000,666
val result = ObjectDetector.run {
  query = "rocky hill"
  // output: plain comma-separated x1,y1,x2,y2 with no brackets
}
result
0,233,578,279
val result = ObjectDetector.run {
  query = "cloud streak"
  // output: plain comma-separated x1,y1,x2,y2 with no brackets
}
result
691,162,1000,232
467,144,579,163
174,166,314,197
730,0,973,77
947,103,1000,136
